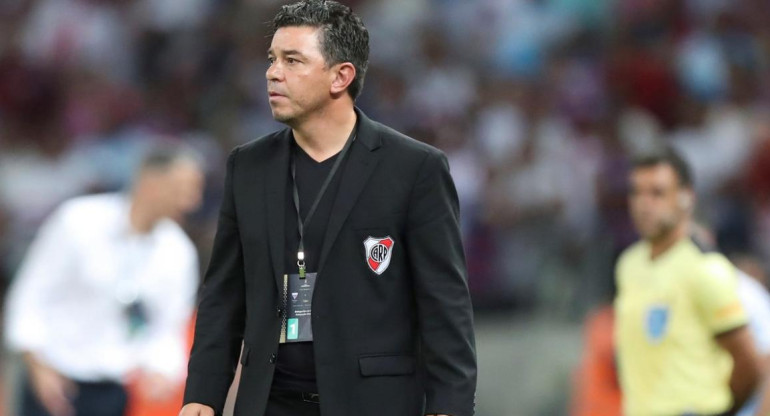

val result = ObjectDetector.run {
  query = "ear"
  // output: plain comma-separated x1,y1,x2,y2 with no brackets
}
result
330,62,356,96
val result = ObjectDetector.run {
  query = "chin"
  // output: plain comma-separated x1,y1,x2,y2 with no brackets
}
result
271,109,295,124
274,114,294,124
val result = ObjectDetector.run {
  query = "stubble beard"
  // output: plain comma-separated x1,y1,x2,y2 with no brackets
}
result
271,106,295,125
645,212,683,245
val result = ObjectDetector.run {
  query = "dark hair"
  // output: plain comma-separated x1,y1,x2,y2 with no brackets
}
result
272,0,369,100
139,144,203,173
631,147,693,188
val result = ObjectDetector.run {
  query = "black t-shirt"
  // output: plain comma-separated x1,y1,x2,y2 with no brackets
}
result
272,138,345,393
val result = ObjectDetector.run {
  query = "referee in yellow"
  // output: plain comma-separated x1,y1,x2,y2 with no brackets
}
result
615,148,763,416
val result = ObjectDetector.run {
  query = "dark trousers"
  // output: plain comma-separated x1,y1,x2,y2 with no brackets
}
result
21,379,127,416
265,390,321,416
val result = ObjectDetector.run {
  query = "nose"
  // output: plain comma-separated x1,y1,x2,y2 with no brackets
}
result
266,61,282,81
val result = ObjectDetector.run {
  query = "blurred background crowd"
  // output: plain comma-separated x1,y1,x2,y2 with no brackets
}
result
2,0,770,414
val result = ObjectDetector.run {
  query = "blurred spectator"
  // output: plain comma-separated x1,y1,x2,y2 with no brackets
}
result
569,305,621,416
570,241,621,416
405,30,478,129
21,0,135,82
3,145,203,416
734,256,770,416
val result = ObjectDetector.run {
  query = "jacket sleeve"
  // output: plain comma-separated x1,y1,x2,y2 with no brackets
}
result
183,147,246,414
405,149,477,416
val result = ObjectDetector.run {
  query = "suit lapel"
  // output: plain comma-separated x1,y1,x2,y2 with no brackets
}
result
265,129,291,293
317,109,382,275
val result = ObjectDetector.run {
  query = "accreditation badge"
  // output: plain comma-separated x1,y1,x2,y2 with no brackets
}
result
279,272,317,343
124,300,149,338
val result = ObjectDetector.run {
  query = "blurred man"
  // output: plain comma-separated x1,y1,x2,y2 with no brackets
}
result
570,274,621,416
727,255,770,416
4,145,204,416
180,1,476,416
736,268,770,416
614,149,762,416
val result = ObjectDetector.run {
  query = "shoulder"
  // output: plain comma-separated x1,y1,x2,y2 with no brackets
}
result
377,121,445,161
230,129,288,162
617,241,646,269
54,193,124,228
679,240,737,291
366,120,449,181
685,239,734,279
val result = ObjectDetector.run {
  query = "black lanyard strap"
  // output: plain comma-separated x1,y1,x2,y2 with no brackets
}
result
290,128,356,276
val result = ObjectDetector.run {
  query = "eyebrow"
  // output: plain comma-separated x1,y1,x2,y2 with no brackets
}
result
267,49,307,59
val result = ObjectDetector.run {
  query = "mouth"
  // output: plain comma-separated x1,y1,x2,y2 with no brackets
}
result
268,91,285,98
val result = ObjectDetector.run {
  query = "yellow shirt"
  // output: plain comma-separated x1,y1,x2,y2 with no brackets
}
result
614,237,747,416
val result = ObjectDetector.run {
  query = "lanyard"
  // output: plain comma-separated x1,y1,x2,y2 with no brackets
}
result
290,129,356,278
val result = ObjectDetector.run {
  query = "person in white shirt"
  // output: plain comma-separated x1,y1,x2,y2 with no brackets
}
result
4,145,204,416
735,264,770,416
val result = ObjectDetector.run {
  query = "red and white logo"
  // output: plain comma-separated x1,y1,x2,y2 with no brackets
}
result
363,236,394,275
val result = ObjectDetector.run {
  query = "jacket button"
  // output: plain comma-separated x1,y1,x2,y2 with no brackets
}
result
276,308,283,317
269,353,277,364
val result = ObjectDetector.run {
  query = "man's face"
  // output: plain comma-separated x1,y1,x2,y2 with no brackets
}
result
266,26,335,124
152,160,204,220
628,163,692,242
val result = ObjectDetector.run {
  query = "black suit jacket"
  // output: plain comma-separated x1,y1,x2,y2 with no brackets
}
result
184,109,477,416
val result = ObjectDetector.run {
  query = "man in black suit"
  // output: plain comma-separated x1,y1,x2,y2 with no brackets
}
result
180,1,476,415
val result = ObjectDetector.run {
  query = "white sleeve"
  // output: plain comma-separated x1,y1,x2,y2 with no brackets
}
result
138,239,198,381
738,273,770,355
4,205,76,353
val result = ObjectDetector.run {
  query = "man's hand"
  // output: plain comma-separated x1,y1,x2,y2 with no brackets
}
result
23,352,77,416
179,403,215,416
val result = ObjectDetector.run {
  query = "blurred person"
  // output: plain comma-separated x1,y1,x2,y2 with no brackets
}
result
733,255,768,288
727,255,770,416
180,1,476,416
482,133,566,308
4,144,204,416
404,30,478,129
736,267,770,416
744,122,770,264
0,53,95,275
615,148,762,416
569,303,622,416
669,98,756,210
21,0,135,82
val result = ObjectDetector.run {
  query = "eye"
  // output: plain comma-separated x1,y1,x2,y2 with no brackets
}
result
287,57,298,64
267,56,275,64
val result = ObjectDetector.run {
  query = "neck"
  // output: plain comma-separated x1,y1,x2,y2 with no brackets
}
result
649,220,689,260
128,194,159,234
291,104,357,162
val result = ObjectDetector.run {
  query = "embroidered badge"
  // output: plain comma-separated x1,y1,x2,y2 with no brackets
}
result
646,304,669,344
363,236,395,275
